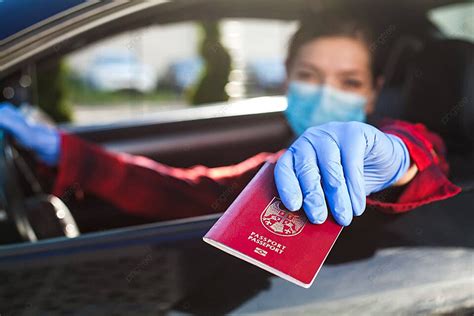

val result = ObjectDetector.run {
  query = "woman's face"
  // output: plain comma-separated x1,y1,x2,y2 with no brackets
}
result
287,36,378,114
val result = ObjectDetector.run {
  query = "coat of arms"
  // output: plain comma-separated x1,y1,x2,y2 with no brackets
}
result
260,197,307,236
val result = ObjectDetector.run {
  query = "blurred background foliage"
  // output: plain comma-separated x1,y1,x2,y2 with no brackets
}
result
188,21,231,105
36,60,73,123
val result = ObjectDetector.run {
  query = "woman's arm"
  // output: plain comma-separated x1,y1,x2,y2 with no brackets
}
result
368,119,461,213
274,120,462,225
393,163,418,186
53,132,280,220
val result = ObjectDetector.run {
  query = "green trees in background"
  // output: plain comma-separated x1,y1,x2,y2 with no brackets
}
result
37,59,73,123
188,21,232,105
34,21,232,120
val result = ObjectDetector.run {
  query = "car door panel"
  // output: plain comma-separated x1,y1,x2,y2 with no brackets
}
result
63,101,293,168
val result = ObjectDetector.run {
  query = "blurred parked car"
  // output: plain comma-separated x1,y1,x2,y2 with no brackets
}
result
246,58,286,94
160,57,204,92
85,51,158,93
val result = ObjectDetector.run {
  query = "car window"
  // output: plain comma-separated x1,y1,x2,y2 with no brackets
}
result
428,2,474,41
59,19,297,126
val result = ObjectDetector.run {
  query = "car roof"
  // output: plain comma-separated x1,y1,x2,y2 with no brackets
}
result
0,0,89,42
0,0,469,78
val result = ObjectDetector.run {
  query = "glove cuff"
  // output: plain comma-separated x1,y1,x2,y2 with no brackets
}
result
383,134,411,189
32,126,60,166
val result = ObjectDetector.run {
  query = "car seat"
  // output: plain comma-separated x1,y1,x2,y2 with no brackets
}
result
375,39,474,154
332,38,474,259
374,38,474,185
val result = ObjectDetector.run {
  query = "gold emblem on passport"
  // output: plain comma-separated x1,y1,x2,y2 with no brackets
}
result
260,197,307,237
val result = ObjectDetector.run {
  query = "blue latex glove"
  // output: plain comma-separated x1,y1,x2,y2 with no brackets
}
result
0,102,60,166
275,121,410,226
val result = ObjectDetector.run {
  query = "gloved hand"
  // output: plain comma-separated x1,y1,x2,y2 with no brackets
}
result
0,102,60,166
275,121,410,226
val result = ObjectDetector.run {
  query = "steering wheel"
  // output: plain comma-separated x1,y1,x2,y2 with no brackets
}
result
0,131,80,242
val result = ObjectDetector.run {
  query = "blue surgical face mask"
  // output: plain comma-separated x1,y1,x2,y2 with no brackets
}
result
285,81,367,135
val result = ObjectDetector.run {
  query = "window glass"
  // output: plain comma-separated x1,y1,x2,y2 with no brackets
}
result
63,19,297,126
428,2,474,42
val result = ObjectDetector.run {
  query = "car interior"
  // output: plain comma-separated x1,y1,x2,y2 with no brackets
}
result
0,1,472,246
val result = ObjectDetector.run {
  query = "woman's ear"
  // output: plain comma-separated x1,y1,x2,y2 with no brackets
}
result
375,76,385,93
365,76,385,115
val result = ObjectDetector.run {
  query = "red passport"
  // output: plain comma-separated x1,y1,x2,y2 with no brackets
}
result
203,161,343,288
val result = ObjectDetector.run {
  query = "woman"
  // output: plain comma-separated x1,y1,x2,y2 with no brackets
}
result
0,15,460,226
